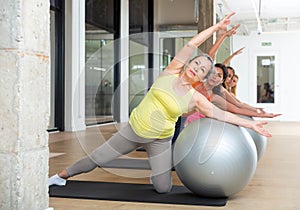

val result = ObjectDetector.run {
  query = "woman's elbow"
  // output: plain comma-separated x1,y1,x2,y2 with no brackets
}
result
200,108,213,118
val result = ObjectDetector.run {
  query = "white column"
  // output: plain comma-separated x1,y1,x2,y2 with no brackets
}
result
119,0,130,122
0,0,50,209
65,0,86,131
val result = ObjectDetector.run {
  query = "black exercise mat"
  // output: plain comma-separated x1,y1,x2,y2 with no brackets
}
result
102,158,151,170
101,158,176,171
49,180,227,206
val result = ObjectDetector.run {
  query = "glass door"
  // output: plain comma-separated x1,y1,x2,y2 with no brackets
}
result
85,37,114,125
254,53,280,114
85,0,116,125
128,0,154,115
257,56,275,103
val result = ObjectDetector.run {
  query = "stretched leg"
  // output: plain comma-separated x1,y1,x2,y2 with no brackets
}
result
66,131,140,177
144,137,173,193
49,124,141,186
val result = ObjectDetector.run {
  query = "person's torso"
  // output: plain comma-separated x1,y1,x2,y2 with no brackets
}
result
192,81,213,101
129,74,194,138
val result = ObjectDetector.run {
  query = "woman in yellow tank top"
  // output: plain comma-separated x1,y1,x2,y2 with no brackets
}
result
49,12,272,194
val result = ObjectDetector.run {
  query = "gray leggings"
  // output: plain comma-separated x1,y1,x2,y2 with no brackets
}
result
66,123,173,193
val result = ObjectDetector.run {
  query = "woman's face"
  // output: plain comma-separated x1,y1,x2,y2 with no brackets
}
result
225,68,233,85
185,56,212,82
207,67,224,87
229,75,239,87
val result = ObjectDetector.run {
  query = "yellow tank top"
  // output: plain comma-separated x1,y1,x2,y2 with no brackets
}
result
129,74,195,139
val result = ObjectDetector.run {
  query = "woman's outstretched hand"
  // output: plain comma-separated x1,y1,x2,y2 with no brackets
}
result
217,12,236,31
260,112,282,118
232,46,245,56
250,121,272,137
225,24,241,37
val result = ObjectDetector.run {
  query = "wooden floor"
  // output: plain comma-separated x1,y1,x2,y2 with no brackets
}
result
49,122,300,210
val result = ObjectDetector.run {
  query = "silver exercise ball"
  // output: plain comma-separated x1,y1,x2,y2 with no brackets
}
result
173,118,257,197
237,114,268,161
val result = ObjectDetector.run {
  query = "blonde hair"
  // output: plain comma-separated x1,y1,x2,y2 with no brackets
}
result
230,74,239,96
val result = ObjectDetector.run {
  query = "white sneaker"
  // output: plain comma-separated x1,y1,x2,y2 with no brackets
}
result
48,174,67,186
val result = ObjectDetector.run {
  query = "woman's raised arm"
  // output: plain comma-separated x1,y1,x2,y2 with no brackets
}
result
222,46,245,65
208,24,240,61
164,12,236,74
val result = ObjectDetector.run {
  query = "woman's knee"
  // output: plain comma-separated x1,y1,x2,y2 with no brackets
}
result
151,173,172,193
154,183,172,193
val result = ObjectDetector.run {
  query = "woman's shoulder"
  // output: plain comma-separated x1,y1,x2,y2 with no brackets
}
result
159,71,180,77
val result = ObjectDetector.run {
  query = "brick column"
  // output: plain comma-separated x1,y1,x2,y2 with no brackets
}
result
0,0,50,209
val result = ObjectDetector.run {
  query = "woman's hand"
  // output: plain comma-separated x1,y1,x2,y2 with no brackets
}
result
232,46,245,56
259,112,282,118
250,121,272,137
225,24,241,37
256,108,282,118
256,108,265,114
217,12,236,31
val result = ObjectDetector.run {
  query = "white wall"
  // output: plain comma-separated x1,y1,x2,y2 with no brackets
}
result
231,31,300,121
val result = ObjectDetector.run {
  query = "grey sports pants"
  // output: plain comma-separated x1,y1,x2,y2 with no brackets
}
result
66,123,173,193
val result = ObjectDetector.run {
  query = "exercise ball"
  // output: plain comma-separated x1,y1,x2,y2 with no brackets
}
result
237,114,267,161
173,118,257,197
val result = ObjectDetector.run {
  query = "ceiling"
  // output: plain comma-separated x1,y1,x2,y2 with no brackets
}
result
156,0,300,35
215,0,300,35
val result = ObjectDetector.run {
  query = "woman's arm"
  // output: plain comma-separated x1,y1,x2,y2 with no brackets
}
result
208,24,240,61
222,47,245,65
190,91,272,137
220,86,261,112
211,94,281,118
164,12,235,74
